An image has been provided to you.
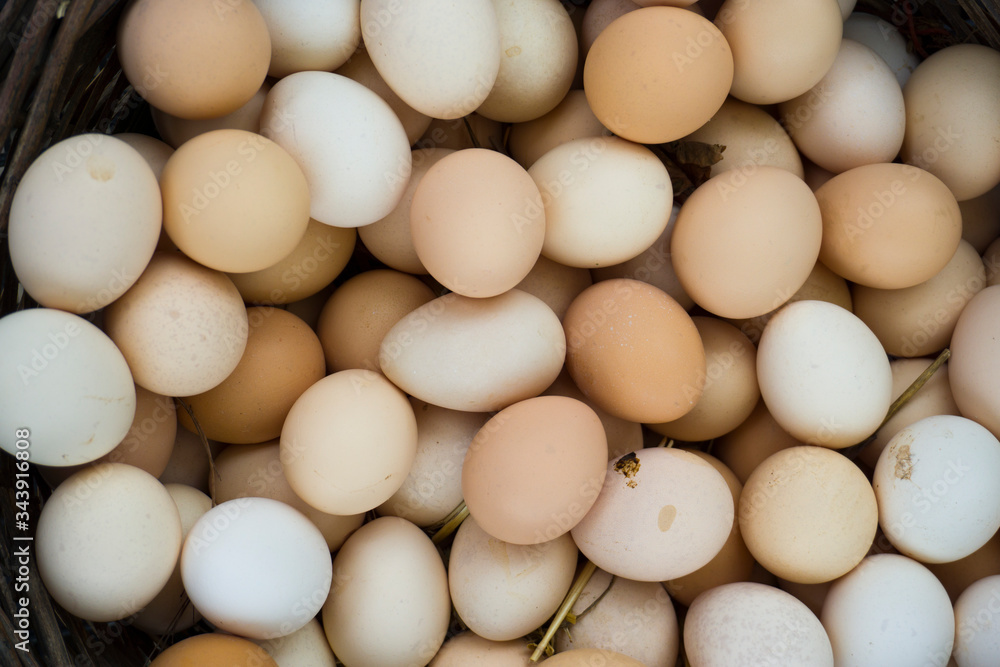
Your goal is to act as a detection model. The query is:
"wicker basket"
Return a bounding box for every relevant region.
[2,1,999,665]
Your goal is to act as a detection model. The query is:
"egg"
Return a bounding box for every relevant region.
[8,134,161,313]
[542,648,646,666]
[507,90,611,170]
[584,7,733,143]
[740,446,877,584]
[580,0,640,58]
[417,114,506,152]
[254,0,361,77]
[928,532,1000,604]
[842,12,921,88]
[323,517,451,666]
[280,369,417,515]
[430,631,532,666]
[954,574,1000,665]
[36,463,183,621]
[948,285,1000,439]
[149,633,277,667]
[0,308,135,466]
[671,166,823,320]
[253,618,337,667]
[157,425,222,494]
[571,447,733,582]
[151,81,271,149]
[713,398,805,484]
[448,515,577,641]
[113,132,174,180]
[821,554,955,666]
[181,497,332,639]
[514,255,594,321]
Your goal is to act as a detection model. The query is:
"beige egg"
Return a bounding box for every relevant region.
[802,157,838,192]
[324,517,450,665]
[647,317,759,442]
[411,149,545,297]
[476,0,577,123]
[715,0,843,105]
[416,114,506,152]
[360,0,501,119]
[317,270,436,374]
[253,618,336,667]
[430,631,532,666]
[684,582,834,666]
[571,447,734,581]
[852,240,986,358]
[555,573,679,666]
[157,425,224,495]
[104,252,249,397]
[740,446,877,584]
[151,82,271,149]
[842,12,920,88]
[713,398,805,485]
[260,71,411,228]
[36,463,183,621]
[9,134,161,314]
[780,39,905,174]
[901,44,1000,201]
[507,90,611,170]
[378,400,490,526]
[380,289,565,412]
[281,370,417,515]
[117,0,270,119]
[254,0,360,77]
[448,515,577,641]
[336,45,432,145]
[663,450,755,606]
[945,285,1000,439]
[513,255,593,321]
[132,483,211,635]
[777,578,835,619]
[685,96,804,179]
[543,649,646,666]
[580,0,640,57]
[114,132,174,180]
[953,574,1000,666]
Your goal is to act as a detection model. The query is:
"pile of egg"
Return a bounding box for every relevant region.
[2,0,1000,664]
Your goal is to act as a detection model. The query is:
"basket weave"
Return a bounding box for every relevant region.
[1,1,999,665]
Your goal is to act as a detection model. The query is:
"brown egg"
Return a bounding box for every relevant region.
[816,163,963,289]
[463,396,608,545]
[852,240,986,357]
[777,577,834,619]
[926,530,1000,602]
[283,284,335,332]
[151,81,271,149]
[959,184,1000,253]
[564,279,705,424]
[358,148,454,275]
[713,399,805,484]
[431,631,532,666]
[227,219,356,306]
[647,317,759,442]
[317,270,436,374]
[584,7,733,143]
[581,0,640,57]
[513,255,593,321]
[157,424,225,494]
[542,370,643,461]
[671,166,823,319]
[411,149,545,297]
[949,285,1000,438]
[986,237,1000,287]
[663,450,755,606]
[212,441,364,551]
[507,89,611,170]
[117,0,271,120]
[177,308,324,444]
[544,649,646,667]
[149,633,277,667]
[740,446,877,584]
[685,96,804,179]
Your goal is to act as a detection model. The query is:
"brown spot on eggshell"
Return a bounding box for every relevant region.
[894,443,914,480]
[658,505,677,531]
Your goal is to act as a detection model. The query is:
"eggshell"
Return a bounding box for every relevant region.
[671,166,823,320]
[8,134,161,313]
[821,554,955,666]
[323,517,450,666]
[571,447,734,581]
[555,573,679,666]
[378,399,490,527]
[0,308,135,466]
[852,240,986,357]
[113,132,174,180]
[584,7,733,143]
[901,44,1000,201]
[211,442,365,551]
[779,39,905,174]
[132,483,211,635]
[280,370,417,515]
[380,289,565,412]
[713,398,804,484]
[360,0,501,119]
[874,415,1000,564]
[411,148,545,297]
[954,574,1000,666]
[448,515,577,641]
[542,648,646,666]
[927,530,1000,605]
[684,582,834,666]
[476,0,578,123]
[151,82,271,149]
[685,96,804,179]
[253,618,337,667]
[647,317,759,442]
[580,0,640,57]
[260,71,411,228]
[149,634,277,667]
[507,90,610,170]
[431,631,532,666]
[740,446,877,584]
[530,136,673,268]
[117,0,271,119]
[36,463,183,621]
[949,285,1000,439]
[564,279,705,424]
[514,255,593,321]
[842,12,920,88]
[254,0,360,77]
[715,0,843,105]
[182,497,332,639]
[757,300,891,448]
[103,252,249,397]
